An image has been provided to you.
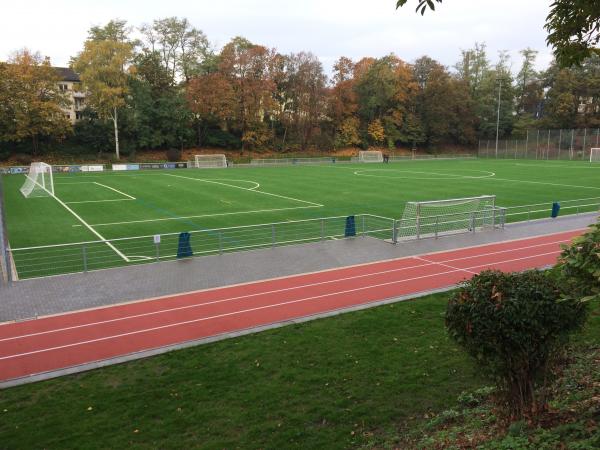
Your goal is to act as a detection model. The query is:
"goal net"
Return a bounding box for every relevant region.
[397,195,499,239]
[20,162,54,198]
[590,148,600,163]
[192,154,227,168]
[358,150,384,163]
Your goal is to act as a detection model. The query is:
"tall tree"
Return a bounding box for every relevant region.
[88,19,133,43]
[281,52,327,149]
[140,17,211,83]
[186,73,236,146]
[355,54,423,147]
[330,57,360,148]
[73,39,133,159]
[129,51,192,149]
[0,49,71,154]
[218,37,276,150]
[414,57,476,145]
[515,48,541,116]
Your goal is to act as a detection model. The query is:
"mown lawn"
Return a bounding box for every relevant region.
[0,294,597,449]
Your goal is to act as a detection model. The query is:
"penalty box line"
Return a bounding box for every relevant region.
[163,173,324,207]
[63,182,136,205]
[34,184,130,263]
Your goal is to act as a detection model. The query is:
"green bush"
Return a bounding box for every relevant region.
[446,270,588,418]
[556,220,600,303]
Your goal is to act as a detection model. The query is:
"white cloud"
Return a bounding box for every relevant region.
[0,0,553,75]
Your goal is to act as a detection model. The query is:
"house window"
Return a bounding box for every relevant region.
[75,111,83,120]
[58,83,69,91]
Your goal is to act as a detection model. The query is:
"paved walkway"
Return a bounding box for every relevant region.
[0,213,597,323]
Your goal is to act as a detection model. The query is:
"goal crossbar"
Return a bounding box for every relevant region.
[192,154,227,168]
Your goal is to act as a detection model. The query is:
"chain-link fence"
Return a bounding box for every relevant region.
[478,128,600,160]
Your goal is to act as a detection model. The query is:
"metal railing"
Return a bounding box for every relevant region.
[8,214,395,280]
[5,197,599,281]
[501,197,600,222]
[249,157,340,166]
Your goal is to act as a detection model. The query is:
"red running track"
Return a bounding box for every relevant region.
[0,229,583,385]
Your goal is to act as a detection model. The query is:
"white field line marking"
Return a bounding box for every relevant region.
[163,173,323,207]
[0,249,563,361]
[0,238,569,343]
[54,182,97,185]
[62,181,136,204]
[413,256,477,275]
[515,163,600,169]
[353,169,495,180]
[93,182,136,199]
[24,177,130,262]
[49,194,130,263]
[72,205,321,228]
[489,177,600,191]
[203,178,261,191]
[66,199,135,205]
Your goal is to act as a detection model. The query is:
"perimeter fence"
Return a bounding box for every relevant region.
[8,214,394,280]
[479,128,600,160]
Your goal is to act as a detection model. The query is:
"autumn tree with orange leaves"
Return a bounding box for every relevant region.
[0,50,71,154]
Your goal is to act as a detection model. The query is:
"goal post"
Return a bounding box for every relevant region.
[397,195,502,240]
[590,148,600,162]
[20,162,54,198]
[358,150,384,163]
[192,154,227,169]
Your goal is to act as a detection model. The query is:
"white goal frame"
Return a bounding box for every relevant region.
[397,195,502,240]
[590,148,600,162]
[358,150,384,163]
[20,162,54,198]
[192,154,227,169]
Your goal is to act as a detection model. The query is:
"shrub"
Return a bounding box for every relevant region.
[166,148,182,162]
[446,270,588,418]
[555,220,600,303]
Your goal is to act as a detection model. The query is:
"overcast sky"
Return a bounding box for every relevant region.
[1,0,553,77]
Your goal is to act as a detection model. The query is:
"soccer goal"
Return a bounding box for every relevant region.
[192,154,227,168]
[20,162,54,198]
[358,150,384,163]
[396,195,502,240]
[590,148,600,162]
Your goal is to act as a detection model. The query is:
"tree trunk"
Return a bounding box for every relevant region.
[113,107,120,160]
[31,135,39,156]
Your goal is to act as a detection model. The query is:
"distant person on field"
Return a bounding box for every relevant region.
[383,154,390,164]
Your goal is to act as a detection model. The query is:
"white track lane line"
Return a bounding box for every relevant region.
[163,173,324,207]
[0,248,564,361]
[413,256,478,275]
[0,238,569,344]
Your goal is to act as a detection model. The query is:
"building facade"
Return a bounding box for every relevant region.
[54,67,85,124]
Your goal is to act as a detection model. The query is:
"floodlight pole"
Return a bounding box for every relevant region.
[495,78,502,158]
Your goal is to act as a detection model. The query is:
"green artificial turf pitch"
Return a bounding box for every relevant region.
[3,159,600,278]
